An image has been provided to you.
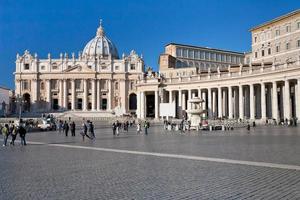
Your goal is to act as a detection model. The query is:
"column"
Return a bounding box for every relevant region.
[63,79,67,109]
[212,89,216,118]
[136,91,141,118]
[178,90,182,107]
[91,79,96,111]
[83,79,88,111]
[182,92,186,110]
[198,88,201,98]
[140,91,145,119]
[46,79,51,111]
[208,88,212,119]
[297,79,300,121]
[107,80,112,110]
[222,89,226,117]
[250,84,255,120]
[239,85,244,119]
[228,86,233,119]
[71,79,76,110]
[284,80,291,120]
[59,80,63,109]
[97,79,101,110]
[261,82,266,120]
[155,90,159,119]
[169,90,173,103]
[218,87,222,118]
[188,89,192,110]
[202,90,206,118]
[31,79,38,104]
[272,81,278,121]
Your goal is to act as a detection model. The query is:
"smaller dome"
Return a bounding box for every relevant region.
[83,20,119,59]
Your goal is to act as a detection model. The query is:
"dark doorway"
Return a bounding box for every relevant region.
[102,99,107,110]
[77,98,82,110]
[146,94,155,118]
[52,99,59,110]
[68,102,72,110]
[88,103,92,110]
[22,93,31,112]
[129,93,137,110]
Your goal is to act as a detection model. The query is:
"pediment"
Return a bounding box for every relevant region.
[63,65,95,73]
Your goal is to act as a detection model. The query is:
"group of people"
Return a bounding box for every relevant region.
[112,120,150,135]
[57,120,95,141]
[1,122,27,146]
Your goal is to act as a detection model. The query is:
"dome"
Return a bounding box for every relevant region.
[82,20,119,59]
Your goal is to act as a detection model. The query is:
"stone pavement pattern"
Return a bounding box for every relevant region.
[0,126,300,199]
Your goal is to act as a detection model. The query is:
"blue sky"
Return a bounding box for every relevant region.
[0,0,300,89]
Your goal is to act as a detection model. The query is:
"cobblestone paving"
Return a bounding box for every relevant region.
[0,126,300,199]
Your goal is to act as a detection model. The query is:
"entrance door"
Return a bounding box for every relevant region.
[52,99,59,110]
[102,99,107,110]
[77,98,82,110]
[146,94,155,118]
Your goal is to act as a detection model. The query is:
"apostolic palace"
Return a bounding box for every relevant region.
[14,9,300,123]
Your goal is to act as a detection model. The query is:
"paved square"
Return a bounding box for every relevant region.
[1,126,300,199]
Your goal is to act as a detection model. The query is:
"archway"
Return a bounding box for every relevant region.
[22,93,31,112]
[129,93,137,110]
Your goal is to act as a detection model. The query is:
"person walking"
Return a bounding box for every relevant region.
[89,121,95,139]
[137,122,141,134]
[116,120,120,136]
[19,125,27,146]
[70,121,76,136]
[112,122,116,136]
[58,120,63,133]
[10,125,17,146]
[144,121,148,135]
[2,124,9,146]
[63,121,69,136]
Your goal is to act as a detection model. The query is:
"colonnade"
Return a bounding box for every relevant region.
[166,78,300,122]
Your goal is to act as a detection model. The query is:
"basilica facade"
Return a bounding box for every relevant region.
[15,22,144,116]
[15,9,300,123]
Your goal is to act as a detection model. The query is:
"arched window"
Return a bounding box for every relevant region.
[115,82,119,90]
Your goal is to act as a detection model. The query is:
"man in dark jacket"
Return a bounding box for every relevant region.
[19,125,27,146]
[70,121,76,136]
[63,121,69,136]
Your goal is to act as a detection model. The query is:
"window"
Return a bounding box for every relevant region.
[115,65,119,70]
[275,29,280,36]
[261,50,265,57]
[24,64,30,70]
[130,64,135,70]
[211,53,216,61]
[286,42,290,50]
[40,65,45,70]
[101,65,106,69]
[221,54,225,62]
[188,50,194,59]
[205,52,210,60]
[52,64,58,70]
[232,56,236,63]
[22,80,29,90]
[276,45,280,53]
[183,49,188,58]
[176,48,182,57]
[194,51,200,59]
[75,80,81,90]
[268,48,271,55]
[237,57,241,64]
[88,65,92,69]
[40,82,45,90]
[200,51,205,59]
[297,40,300,47]
[226,55,231,63]
[255,52,258,58]
[286,25,291,33]
[254,37,257,43]
[51,80,58,90]
[115,82,119,90]
[216,54,221,61]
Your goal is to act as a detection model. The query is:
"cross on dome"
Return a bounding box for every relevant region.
[96,19,105,37]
